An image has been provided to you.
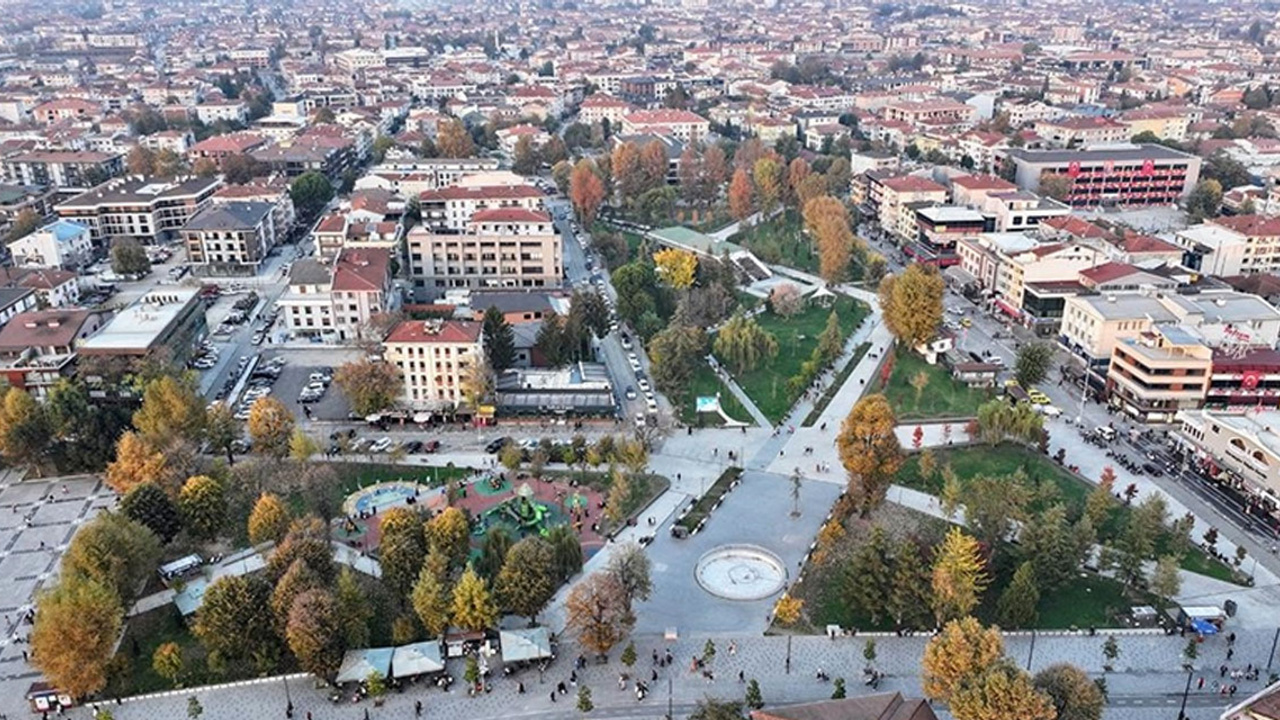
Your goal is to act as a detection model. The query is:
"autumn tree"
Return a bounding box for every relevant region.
[334,567,372,648]
[1035,663,1104,720]
[120,481,182,544]
[31,576,124,698]
[247,396,295,459]
[193,574,278,673]
[334,360,401,416]
[0,387,50,471]
[639,140,669,193]
[653,248,697,290]
[1038,173,1074,202]
[879,264,945,347]
[379,507,427,598]
[248,492,290,545]
[133,374,206,445]
[612,141,643,203]
[569,160,606,226]
[63,512,161,606]
[286,589,345,681]
[803,195,856,283]
[512,135,539,176]
[426,506,471,572]
[931,528,989,624]
[786,157,811,208]
[269,516,335,583]
[437,119,476,158]
[648,323,706,400]
[753,157,783,212]
[921,616,1004,702]
[6,207,40,242]
[728,168,754,221]
[153,642,184,687]
[836,394,904,515]
[565,572,631,657]
[271,558,323,634]
[703,144,729,201]
[496,536,557,620]
[412,565,451,638]
[950,661,1056,720]
[605,542,652,620]
[178,475,227,540]
[713,313,779,374]
[450,566,499,632]
[105,431,167,494]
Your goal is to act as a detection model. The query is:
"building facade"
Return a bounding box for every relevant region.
[182,201,279,276]
[383,319,484,411]
[406,208,562,297]
[56,176,222,247]
[1005,144,1202,208]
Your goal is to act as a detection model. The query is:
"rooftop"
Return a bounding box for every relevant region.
[385,319,482,345]
[1006,143,1198,165]
[60,176,222,208]
[183,201,274,231]
[0,309,95,350]
[79,288,201,352]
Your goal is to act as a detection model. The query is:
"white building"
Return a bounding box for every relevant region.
[8,219,93,270]
[383,319,484,410]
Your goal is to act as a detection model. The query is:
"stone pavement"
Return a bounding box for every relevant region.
[90,630,1260,720]
[0,472,114,715]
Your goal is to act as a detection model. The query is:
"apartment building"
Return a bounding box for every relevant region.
[57,176,223,247]
[1107,325,1213,423]
[182,201,279,276]
[1005,144,1202,208]
[280,247,398,342]
[0,309,107,401]
[187,133,270,168]
[406,208,562,297]
[383,319,484,411]
[355,158,503,196]
[1174,215,1280,276]
[1034,116,1129,148]
[620,109,710,143]
[579,94,635,125]
[8,219,93,270]
[869,174,948,240]
[418,184,545,232]
[3,151,124,193]
[1177,408,1280,501]
[882,99,977,128]
[1060,290,1280,386]
[78,288,207,365]
[910,206,989,267]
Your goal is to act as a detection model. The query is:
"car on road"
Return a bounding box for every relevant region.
[485,437,511,454]
[251,332,265,345]
[1141,462,1163,477]
[370,437,393,453]
[423,440,440,453]
[625,386,637,400]
[1027,390,1050,404]
[403,440,423,454]
[635,413,646,429]
[960,317,972,328]
[1034,404,1062,417]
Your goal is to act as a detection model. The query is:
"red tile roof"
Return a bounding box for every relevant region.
[624,109,708,125]
[1079,262,1139,285]
[1118,233,1180,254]
[880,175,947,193]
[1211,214,1280,237]
[471,208,551,223]
[952,174,1016,191]
[421,185,543,201]
[1041,215,1111,239]
[316,214,348,233]
[332,248,390,292]
[385,319,482,345]
[0,309,94,350]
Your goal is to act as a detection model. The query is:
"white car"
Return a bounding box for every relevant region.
[635,413,646,429]
[370,437,393,453]
[637,378,651,392]
[646,398,658,413]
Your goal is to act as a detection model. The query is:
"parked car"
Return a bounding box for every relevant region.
[485,437,511,454]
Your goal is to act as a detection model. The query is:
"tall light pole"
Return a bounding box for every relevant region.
[283,675,293,718]
[1176,666,1193,720]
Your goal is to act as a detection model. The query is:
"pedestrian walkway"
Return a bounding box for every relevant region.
[706,207,783,242]
[712,364,771,428]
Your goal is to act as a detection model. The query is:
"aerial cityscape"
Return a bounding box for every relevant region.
[2,0,1280,719]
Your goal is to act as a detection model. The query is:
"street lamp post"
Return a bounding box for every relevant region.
[1267,627,1280,674]
[1176,666,1193,720]
[283,675,293,718]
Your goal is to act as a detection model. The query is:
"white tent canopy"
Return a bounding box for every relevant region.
[335,647,393,685]
[500,627,553,664]
[391,642,445,678]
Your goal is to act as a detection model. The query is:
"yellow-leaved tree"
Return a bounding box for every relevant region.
[878,263,944,347]
[450,566,498,632]
[921,616,1004,703]
[931,528,990,624]
[652,248,698,290]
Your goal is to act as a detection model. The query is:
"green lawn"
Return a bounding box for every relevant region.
[722,296,870,423]
[803,342,871,426]
[897,444,1243,583]
[676,363,752,427]
[283,463,477,521]
[875,347,992,420]
[730,210,820,275]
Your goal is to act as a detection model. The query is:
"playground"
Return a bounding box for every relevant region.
[336,471,608,559]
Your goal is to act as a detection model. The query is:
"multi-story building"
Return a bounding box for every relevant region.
[405,208,562,297]
[1034,116,1129,148]
[882,99,977,128]
[418,184,545,232]
[250,133,359,179]
[1174,215,1280,277]
[77,288,207,365]
[910,206,990,267]
[383,319,484,411]
[868,174,948,240]
[57,176,222,247]
[1107,325,1213,423]
[280,247,399,342]
[355,158,503,196]
[187,133,269,168]
[0,309,107,401]
[1005,144,1202,208]
[8,219,93,270]
[1176,408,1280,508]
[579,94,635,125]
[620,109,710,144]
[3,151,124,193]
[182,201,279,276]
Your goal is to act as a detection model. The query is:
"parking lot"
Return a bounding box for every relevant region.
[269,358,351,421]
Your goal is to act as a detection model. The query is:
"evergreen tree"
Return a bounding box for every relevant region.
[846,526,893,624]
[996,562,1040,629]
[482,306,516,372]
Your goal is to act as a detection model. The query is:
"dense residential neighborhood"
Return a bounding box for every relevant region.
[4,1,1280,719]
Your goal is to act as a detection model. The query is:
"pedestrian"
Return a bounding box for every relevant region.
[363,709,370,720]
[558,681,567,695]
[306,713,312,720]
[518,681,525,694]
[652,649,659,665]
[550,691,557,703]
[738,670,745,683]
[415,700,422,716]
[651,668,658,682]
[1198,677,1205,690]
[1221,665,1229,678]
[1228,648,1235,661]
[728,641,736,656]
